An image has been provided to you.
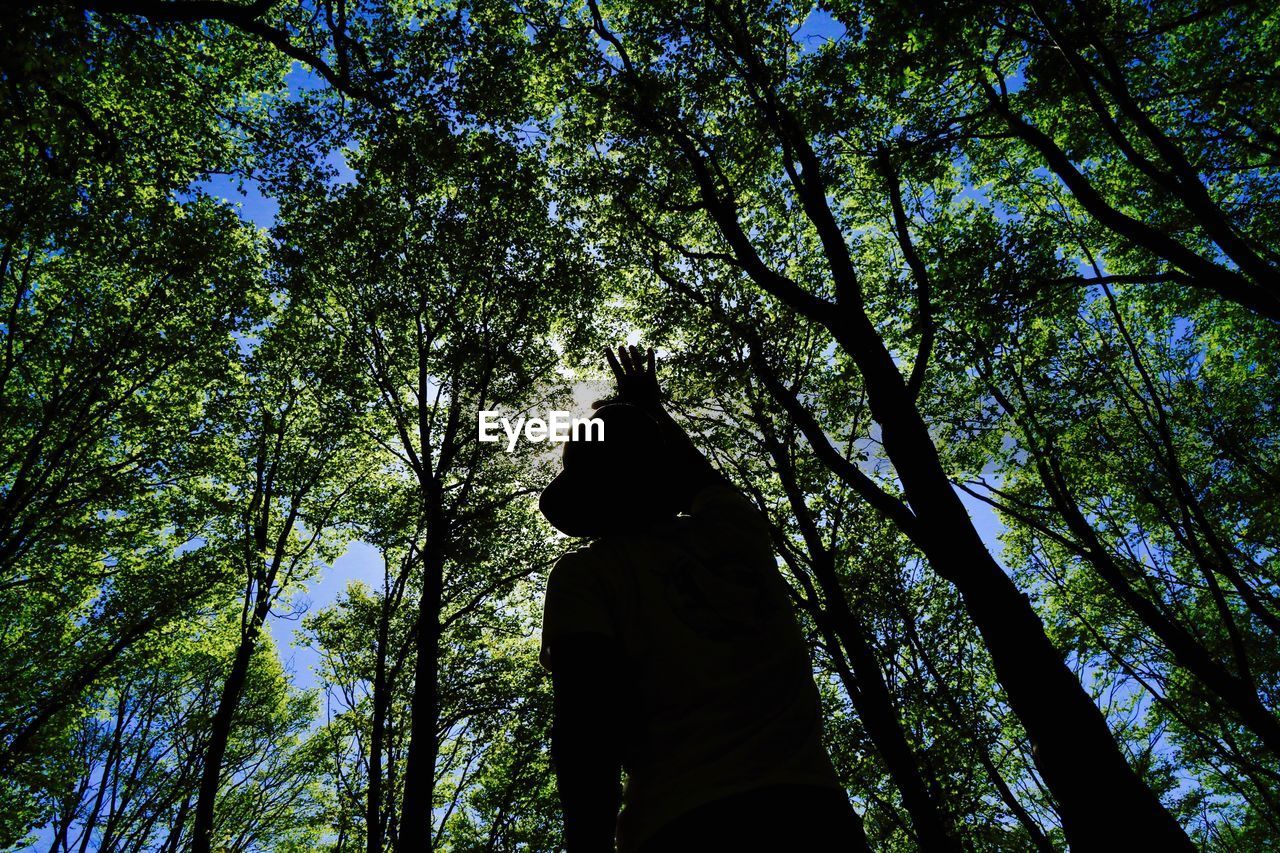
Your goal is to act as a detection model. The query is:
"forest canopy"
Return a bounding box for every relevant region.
[1,0,1278,849]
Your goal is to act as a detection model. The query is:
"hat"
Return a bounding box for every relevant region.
[538,404,673,537]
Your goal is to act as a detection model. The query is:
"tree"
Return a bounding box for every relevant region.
[189,293,374,853]
[45,620,326,852]
[274,109,594,848]
[529,0,1197,844]
[0,6,284,839]
[5,0,1279,847]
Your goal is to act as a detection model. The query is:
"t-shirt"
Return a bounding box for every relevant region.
[539,484,843,852]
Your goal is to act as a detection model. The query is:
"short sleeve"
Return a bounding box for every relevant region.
[539,550,615,672]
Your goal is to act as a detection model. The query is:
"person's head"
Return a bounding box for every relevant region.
[539,404,678,537]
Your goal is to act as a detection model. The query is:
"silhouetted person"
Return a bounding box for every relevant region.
[539,346,868,852]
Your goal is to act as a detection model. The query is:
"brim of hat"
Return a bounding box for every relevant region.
[539,467,610,538]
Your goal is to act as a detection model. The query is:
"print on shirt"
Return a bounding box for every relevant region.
[650,540,781,641]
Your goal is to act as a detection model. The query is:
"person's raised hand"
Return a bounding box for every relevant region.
[594,344,662,411]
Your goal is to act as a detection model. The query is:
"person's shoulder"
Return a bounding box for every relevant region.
[547,543,612,585]
[689,481,755,512]
[686,482,773,547]
[555,540,615,567]
[689,482,768,526]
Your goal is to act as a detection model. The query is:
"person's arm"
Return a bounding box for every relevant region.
[598,345,729,512]
[541,555,624,851]
[548,633,624,852]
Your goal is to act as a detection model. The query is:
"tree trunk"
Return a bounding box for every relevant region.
[760,422,961,850]
[367,597,393,853]
[846,336,1190,850]
[190,612,261,853]
[398,541,444,851]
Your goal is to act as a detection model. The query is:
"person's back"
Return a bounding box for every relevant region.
[538,346,866,852]
[544,484,844,850]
